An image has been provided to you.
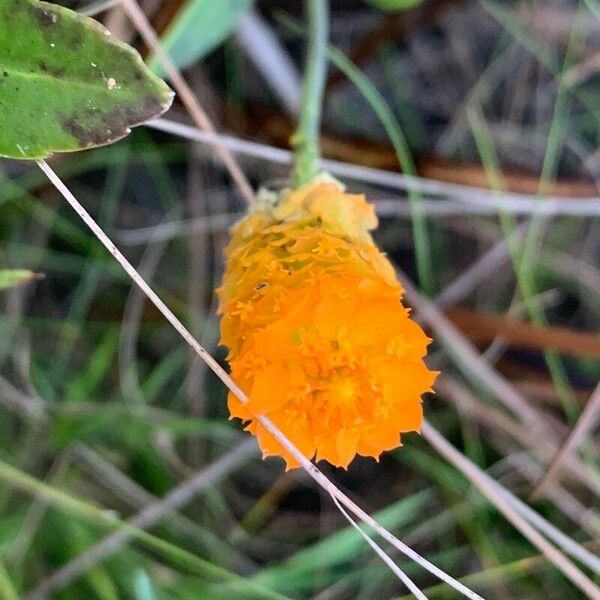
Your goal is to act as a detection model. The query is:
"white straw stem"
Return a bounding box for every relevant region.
[531,382,600,501]
[330,494,429,600]
[79,0,120,17]
[147,117,600,215]
[119,0,255,206]
[36,159,483,600]
[421,422,600,598]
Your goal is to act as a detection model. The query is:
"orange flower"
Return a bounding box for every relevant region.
[218,180,437,469]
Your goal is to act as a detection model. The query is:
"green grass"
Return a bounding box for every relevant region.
[0,1,599,598]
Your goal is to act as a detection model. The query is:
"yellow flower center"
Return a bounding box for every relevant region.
[329,376,358,406]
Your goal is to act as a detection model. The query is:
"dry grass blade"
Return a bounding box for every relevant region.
[401,272,548,432]
[435,375,559,461]
[545,252,600,301]
[8,454,72,566]
[78,0,120,17]
[436,376,600,539]
[401,273,600,498]
[118,212,173,405]
[236,9,301,116]
[25,439,258,599]
[531,382,600,501]
[445,308,600,358]
[36,160,484,600]
[505,453,600,539]
[329,495,428,600]
[119,0,256,205]
[421,422,600,599]
[147,118,600,214]
[0,374,46,421]
[72,443,257,572]
[257,110,600,197]
[116,211,239,245]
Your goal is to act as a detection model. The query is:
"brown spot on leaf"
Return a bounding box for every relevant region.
[30,4,59,27]
[66,23,82,48]
[39,61,65,78]
[59,96,168,149]
[60,113,113,147]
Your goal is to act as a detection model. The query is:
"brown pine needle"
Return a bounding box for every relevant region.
[531,382,600,501]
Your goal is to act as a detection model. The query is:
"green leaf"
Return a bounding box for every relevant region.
[0,561,19,600]
[0,0,174,159]
[0,269,40,290]
[134,571,158,600]
[149,0,254,75]
[63,328,120,404]
[363,0,422,10]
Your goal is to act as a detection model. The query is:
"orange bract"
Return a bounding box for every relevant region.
[218,180,437,469]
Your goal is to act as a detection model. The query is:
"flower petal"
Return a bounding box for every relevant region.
[248,363,291,415]
[219,181,436,469]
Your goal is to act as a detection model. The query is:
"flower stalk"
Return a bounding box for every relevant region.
[291,0,329,188]
[218,0,436,471]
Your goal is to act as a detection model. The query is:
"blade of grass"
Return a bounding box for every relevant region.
[133,570,157,600]
[399,272,600,497]
[516,8,584,420]
[0,561,19,600]
[79,0,119,17]
[254,490,432,589]
[25,438,263,598]
[435,375,600,538]
[394,541,600,600]
[325,42,433,295]
[402,445,509,579]
[0,454,286,600]
[60,515,120,600]
[583,0,600,21]
[467,107,578,420]
[64,328,120,403]
[532,382,600,500]
[54,148,130,376]
[72,443,255,572]
[236,9,301,116]
[478,0,599,122]
[421,422,600,598]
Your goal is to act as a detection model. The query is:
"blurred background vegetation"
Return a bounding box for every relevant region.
[1,0,599,598]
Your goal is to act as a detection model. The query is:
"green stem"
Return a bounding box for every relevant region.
[468,107,578,423]
[281,12,434,294]
[291,0,329,188]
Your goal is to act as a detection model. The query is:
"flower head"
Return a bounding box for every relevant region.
[218,180,436,469]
